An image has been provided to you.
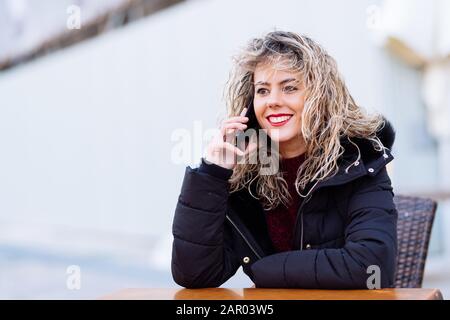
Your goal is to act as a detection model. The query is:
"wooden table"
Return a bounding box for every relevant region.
[101,288,443,300]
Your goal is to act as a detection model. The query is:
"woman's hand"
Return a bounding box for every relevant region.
[204,108,250,170]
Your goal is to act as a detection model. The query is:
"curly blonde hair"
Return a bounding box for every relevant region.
[223,30,385,211]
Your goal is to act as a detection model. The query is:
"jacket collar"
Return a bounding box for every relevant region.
[309,118,396,190]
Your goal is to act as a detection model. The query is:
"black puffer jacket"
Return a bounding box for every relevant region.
[171,120,398,289]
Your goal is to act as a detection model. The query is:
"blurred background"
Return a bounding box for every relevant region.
[0,0,449,299]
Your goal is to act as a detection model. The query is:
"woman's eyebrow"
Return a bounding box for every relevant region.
[254,78,298,86]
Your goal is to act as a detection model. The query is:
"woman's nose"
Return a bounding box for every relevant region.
[266,89,283,108]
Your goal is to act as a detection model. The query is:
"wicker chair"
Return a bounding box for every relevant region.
[394,195,438,288]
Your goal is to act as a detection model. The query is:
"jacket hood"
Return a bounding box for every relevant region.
[340,118,396,165]
[376,118,396,150]
[284,117,397,192]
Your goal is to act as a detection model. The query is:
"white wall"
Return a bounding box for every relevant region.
[0,0,390,237]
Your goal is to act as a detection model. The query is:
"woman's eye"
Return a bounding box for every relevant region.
[256,88,268,95]
[284,86,297,92]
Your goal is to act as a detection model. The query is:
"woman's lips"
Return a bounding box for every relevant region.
[267,115,293,127]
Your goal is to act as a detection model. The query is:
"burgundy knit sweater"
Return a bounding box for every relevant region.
[265,153,306,252]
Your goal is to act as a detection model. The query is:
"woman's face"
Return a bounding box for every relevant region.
[253,63,307,157]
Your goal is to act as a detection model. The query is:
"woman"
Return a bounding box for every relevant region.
[171,31,398,289]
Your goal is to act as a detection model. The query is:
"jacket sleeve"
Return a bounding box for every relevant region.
[171,159,241,288]
[250,166,398,289]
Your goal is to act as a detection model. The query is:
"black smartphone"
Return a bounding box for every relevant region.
[236,102,260,151]
[244,102,260,131]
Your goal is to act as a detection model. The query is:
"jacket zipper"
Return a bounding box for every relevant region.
[300,207,304,250]
[226,214,262,260]
[293,193,312,251]
[293,167,363,250]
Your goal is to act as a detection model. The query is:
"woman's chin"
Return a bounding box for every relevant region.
[266,131,294,143]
